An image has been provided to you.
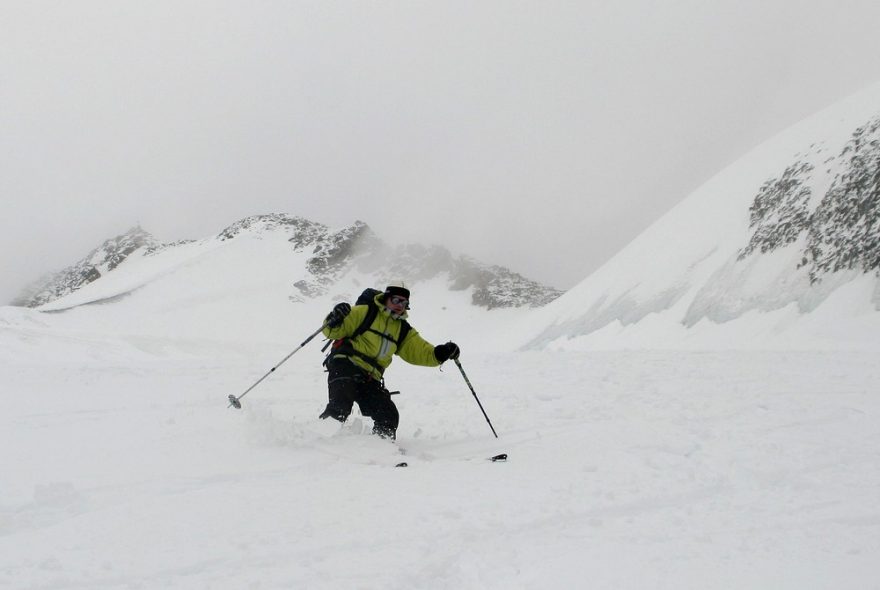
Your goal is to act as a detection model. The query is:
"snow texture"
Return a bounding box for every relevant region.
[1,311,878,589]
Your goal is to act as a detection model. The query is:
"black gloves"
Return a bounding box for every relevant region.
[326,302,351,328]
[434,341,461,363]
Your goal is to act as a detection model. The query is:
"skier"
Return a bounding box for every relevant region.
[319,283,460,440]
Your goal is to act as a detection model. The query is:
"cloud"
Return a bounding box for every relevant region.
[2,0,880,303]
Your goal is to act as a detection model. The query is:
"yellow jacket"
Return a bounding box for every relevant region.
[323,294,440,380]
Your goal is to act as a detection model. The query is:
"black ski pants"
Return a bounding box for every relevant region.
[323,356,399,438]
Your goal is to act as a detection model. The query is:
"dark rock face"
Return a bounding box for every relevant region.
[805,118,880,281]
[740,161,814,257]
[306,221,381,279]
[739,115,880,283]
[451,258,561,309]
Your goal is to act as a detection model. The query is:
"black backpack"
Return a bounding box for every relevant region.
[322,287,412,372]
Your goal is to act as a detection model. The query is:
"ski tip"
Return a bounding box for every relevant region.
[489,453,508,462]
[395,462,408,468]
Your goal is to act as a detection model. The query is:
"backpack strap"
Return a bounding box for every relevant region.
[328,340,386,376]
[320,300,379,354]
[396,320,412,348]
[351,299,410,347]
[363,318,410,347]
[323,304,413,372]
[322,301,382,372]
[351,302,380,340]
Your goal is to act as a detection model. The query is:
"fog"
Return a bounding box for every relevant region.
[3,1,880,304]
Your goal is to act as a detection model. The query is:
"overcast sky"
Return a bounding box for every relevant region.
[3,1,880,304]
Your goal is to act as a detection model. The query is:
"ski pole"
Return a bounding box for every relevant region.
[228,323,326,409]
[453,358,498,438]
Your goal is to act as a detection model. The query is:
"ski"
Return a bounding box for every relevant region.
[393,453,507,467]
[310,429,507,467]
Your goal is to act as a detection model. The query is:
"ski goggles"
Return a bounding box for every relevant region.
[389,296,409,307]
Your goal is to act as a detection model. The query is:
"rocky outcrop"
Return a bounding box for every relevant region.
[12,227,157,308]
[739,114,880,283]
[15,214,562,310]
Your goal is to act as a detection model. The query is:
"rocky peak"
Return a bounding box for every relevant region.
[306,221,382,276]
[13,217,563,310]
[12,226,157,308]
[217,213,327,244]
[739,113,880,283]
[456,259,562,309]
[350,244,562,309]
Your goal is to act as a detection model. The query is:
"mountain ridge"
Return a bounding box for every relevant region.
[521,82,880,350]
[12,214,562,312]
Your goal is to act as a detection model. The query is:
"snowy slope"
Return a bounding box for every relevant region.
[13,219,550,353]
[1,315,878,588]
[19,215,561,315]
[523,82,880,351]
[3,85,880,590]
[2,215,878,589]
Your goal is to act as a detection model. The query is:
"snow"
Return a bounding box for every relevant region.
[522,81,880,351]
[2,300,880,588]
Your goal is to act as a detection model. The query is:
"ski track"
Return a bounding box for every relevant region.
[2,346,879,589]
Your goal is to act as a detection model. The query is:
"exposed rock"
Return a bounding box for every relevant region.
[12,227,156,308]
[13,215,561,310]
[739,114,880,283]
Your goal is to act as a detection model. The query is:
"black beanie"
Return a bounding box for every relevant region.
[384,284,410,300]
